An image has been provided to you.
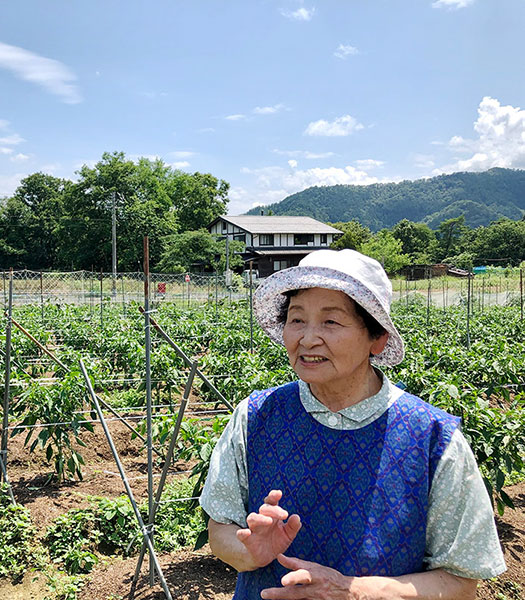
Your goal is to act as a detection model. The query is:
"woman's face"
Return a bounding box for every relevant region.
[282,287,388,392]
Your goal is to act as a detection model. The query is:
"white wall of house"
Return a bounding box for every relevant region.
[210,218,336,248]
[210,221,252,245]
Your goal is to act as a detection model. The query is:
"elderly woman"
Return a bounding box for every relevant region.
[200,250,505,599]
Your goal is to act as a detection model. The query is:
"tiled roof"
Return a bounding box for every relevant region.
[218,215,342,234]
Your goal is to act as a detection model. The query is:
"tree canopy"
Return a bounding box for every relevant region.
[0,151,230,271]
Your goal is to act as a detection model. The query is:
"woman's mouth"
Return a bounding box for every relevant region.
[300,355,328,364]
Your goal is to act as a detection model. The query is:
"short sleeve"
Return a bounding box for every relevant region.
[425,428,506,579]
[199,398,249,527]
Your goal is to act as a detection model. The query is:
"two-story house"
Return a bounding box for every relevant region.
[207,215,342,277]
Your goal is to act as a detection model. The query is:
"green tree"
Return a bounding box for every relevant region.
[157,230,219,272]
[468,218,525,266]
[330,220,371,251]
[169,172,229,231]
[360,230,411,274]
[0,173,71,269]
[435,216,469,260]
[156,230,244,273]
[391,219,438,263]
[57,152,180,270]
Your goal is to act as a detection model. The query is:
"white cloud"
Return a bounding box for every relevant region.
[280,7,315,21]
[436,96,525,174]
[169,151,195,159]
[432,0,475,9]
[233,163,384,212]
[334,44,359,59]
[225,114,246,121]
[354,159,385,169]
[253,104,285,115]
[0,119,9,129]
[197,127,215,133]
[304,114,364,137]
[171,161,191,169]
[412,154,435,169]
[0,173,27,197]
[0,133,25,145]
[0,147,13,155]
[10,153,30,162]
[288,159,298,168]
[273,149,336,159]
[0,41,82,104]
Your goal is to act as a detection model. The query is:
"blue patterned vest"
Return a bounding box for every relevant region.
[233,381,460,599]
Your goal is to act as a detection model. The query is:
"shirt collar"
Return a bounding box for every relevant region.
[298,370,403,425]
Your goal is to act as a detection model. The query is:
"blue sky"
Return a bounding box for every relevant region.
[1,0,525,215]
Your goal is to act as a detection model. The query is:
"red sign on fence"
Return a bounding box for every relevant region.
[185,274,190,283]
[157,282,166,294]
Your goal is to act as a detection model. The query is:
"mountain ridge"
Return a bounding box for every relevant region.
[245,168,525,230]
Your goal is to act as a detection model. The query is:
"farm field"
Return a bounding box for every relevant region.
[0,298,524,600]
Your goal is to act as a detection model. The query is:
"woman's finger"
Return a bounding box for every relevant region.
[236,528,251,543]
[281,567,312,586]
[261,587,309,599]
[246,513,274,530]
[259,503,289,520]
[264,489,283,505]
[282,514,302,539]
[277,553,309,570]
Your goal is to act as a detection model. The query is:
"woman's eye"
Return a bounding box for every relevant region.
[325,319,339,325]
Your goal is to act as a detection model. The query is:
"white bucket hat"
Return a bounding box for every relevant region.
[254,249,404,366]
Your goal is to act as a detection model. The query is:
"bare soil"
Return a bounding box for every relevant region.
[1,418,523,599]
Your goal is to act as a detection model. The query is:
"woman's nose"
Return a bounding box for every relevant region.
[300,324,322,346]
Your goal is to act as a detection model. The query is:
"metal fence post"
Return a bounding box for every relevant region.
[466,273,472,349]
[1,270,13,484]
[249,261,254,353]
[143,236,155,587]
[100,269,104,329]
[39,271,44,325]
[520,269,523,321]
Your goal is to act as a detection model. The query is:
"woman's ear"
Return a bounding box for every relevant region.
[370,331,389,357]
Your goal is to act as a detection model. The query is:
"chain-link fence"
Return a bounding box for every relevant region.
[0,270,251,309]
[391,269,524,312]
[0,268,523,314]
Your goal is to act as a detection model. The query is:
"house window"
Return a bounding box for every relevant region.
[294,234,314,246]
[320,234,328,245]
[222,222,228,234]
[260,234,274,246]
[233,234,246,243]
[274,260,292,271]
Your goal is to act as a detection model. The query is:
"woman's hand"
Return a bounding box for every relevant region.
[261,554,353,599]
[236,490,302,569]
[260,555,479,600]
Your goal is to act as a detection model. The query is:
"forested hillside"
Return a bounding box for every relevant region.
[247,168,525,230]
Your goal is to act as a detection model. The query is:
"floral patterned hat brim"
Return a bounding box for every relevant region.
[254,265,405,367]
